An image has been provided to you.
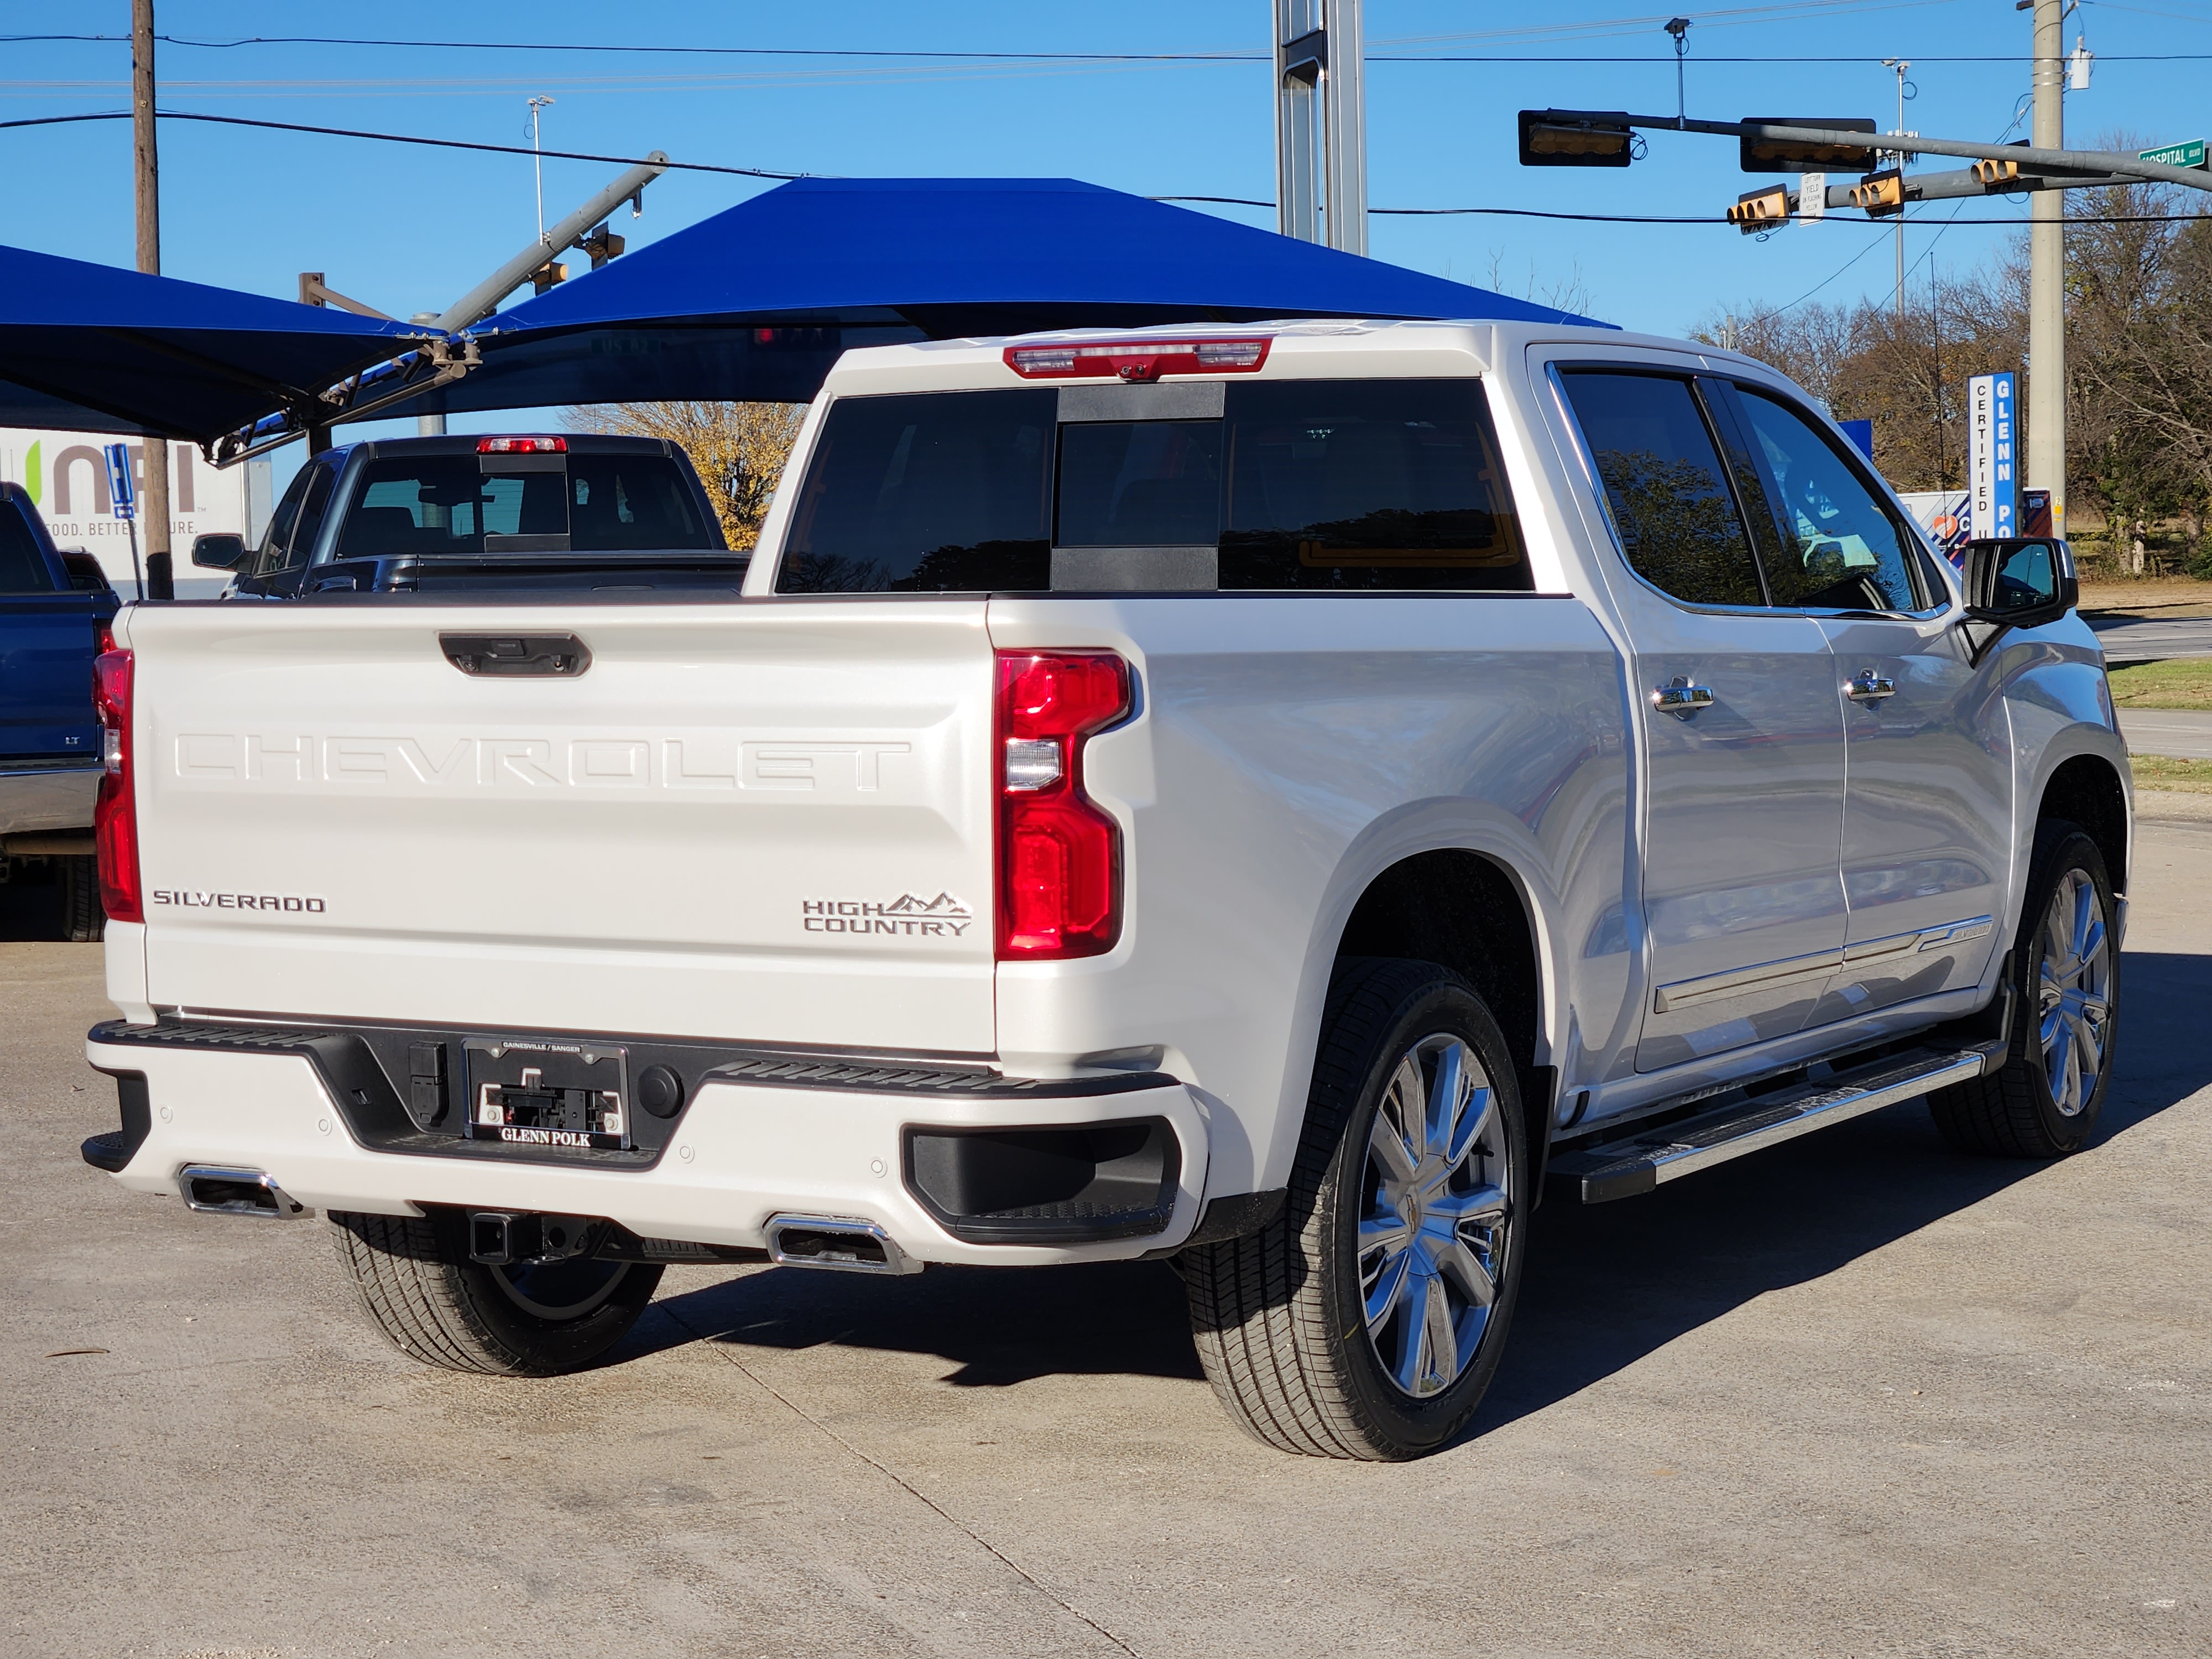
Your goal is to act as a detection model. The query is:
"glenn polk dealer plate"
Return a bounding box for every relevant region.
[461,1038,632,1151]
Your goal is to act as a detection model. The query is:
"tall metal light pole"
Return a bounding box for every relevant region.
[131,0,173,599]
[528,96,556,246]
[1273,0,1366,253]
[2029,0,2066,535]
[1881,58,1913,330]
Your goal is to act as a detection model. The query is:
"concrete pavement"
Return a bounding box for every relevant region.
[2121,708,2212,761]
[2088,612,2212,664]
[6,804,2210,1658]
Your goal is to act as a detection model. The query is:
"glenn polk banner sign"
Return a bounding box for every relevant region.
[1968,372,2017,542]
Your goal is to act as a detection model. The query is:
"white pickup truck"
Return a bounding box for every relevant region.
[80,320,2128,1460]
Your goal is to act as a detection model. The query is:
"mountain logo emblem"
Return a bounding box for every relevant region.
[880,892,973,917]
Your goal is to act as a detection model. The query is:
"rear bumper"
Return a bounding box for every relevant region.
[83,1027,1208,1267]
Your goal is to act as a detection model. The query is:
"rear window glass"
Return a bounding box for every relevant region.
[778,390,1055,592]
[1219,380,1527,589]
[0,501,55,593]
[335,452,716,558]
[776,378,1530,593]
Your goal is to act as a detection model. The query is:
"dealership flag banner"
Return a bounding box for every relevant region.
[1968,372,2017,541]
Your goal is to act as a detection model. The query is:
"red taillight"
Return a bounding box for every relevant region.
[1003,338,1272,383]
[92,647,140,924]
[995,651,1131,959]
[476,435,567,453]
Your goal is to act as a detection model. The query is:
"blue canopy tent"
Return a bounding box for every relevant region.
[0,243,426,444]
[377,177,1607,417]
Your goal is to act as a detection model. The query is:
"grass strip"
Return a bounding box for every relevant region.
[2106,659,2212,709]
[2129,755,2212,795]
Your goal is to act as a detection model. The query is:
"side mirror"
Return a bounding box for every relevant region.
[1961,536,2076,628]
[191,532,250,571]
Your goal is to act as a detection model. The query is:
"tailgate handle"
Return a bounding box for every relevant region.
[439,633,593,678]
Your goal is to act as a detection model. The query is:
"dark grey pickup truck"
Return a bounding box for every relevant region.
[190,433,740,598]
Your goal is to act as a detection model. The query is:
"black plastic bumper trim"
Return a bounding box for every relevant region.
[80,1071,151,1172]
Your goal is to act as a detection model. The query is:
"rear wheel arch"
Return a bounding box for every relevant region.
[2037,754,2128,893]
[1332,848,1550,1130]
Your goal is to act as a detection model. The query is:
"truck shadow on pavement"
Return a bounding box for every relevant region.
[640,947,2212,1433]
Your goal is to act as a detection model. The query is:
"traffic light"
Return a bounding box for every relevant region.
[1728,185,1791,233]
[1973,157,2021,186]
[529,259,569,295]
[582,223,627,269]
[1740,117,1877,173]
[1849,169,1905,217]
[1518,109,1637,167]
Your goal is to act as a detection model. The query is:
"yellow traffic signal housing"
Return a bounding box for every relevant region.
[1727,185,1792,234]
[1517,109,1637,168]
[582,225,627,268]
[529,259,569,295]
[1973,158,2022,186]
[1850,169,1905,217]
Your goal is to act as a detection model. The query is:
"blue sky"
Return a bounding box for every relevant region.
[9,0,2211,477]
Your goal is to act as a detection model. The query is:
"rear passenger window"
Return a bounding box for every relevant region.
[1558,371,1765,609]
[1730,389,1923,612]
[779,390,1055,592]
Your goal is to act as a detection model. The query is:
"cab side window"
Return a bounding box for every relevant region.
[1730,389,1923,612]
[253,466,315,576]
[1557,370,1766,608]
[284,464,338,572]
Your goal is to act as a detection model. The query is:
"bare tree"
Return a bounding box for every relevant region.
[562,401,809,550]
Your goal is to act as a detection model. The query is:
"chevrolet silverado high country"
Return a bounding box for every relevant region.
[80,320,2127,1460]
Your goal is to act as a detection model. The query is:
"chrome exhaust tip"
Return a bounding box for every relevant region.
[764,1213,920,1275]
[179,1165,311,1219]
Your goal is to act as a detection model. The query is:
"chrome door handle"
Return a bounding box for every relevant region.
[1845,669,1897,702]
[1650,680,1716,717]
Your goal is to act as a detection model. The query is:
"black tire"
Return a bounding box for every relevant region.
[1928,820,2118,1159]
[329,1209,662,1375]
[1181,957,1528,1460]
[59,855,105,943]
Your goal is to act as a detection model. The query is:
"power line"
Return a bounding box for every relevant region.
[0,108,807,179]
[8,109,2208,228]
[8,30,2212,65]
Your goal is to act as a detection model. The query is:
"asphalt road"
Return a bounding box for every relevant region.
[2122,709,2212,761]
[2087,612,2212,664]
[7,799,2210,1659]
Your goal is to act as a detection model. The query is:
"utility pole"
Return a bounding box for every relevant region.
[1272,0,1366,253]
[131,0,173,599]
[2028,0,2066,536]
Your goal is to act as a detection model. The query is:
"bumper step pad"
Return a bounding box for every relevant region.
[1548,1045,1992,1204]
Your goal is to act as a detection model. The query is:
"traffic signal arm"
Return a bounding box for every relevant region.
[1519,109,2212,193]
[1735,120,2212,192]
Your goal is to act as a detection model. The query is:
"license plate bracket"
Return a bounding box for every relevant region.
[462,1038,632,1151]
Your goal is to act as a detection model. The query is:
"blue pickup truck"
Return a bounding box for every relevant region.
[1,479,118,940]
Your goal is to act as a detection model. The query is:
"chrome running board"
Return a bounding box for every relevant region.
[1547,1045,1993,1204]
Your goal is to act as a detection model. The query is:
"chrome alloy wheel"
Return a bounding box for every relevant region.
[2037,868,2112,1118]
[1358,1033,1512,1399]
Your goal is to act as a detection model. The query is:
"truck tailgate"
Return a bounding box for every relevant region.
[123,600,997,1053]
